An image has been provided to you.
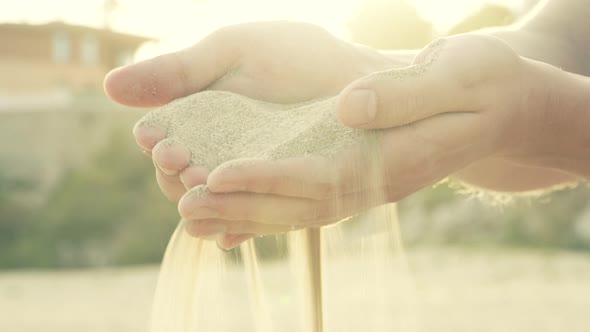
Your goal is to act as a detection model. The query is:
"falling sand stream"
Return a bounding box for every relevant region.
[143,49,444,331]
[140,91,420,332]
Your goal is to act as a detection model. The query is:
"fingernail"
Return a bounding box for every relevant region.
[343,89,377,125]
[133,124,166,149]
[189,207,220,220]
[134,124,166,138]
[155,142,191,176]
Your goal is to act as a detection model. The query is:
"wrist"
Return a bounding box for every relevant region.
[507,58,590,178]
[543,70,590,177]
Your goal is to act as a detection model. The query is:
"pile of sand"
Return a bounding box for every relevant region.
[138,91,378,174]
[141,50,442,330]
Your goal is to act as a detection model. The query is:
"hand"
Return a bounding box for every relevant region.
[105,22,582,249]
[104,21,398,248]
[186,33,582,248]
[337,30,582,193]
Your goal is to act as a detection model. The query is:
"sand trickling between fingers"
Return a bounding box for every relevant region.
[144,45,444,330]
[143,91,381,332]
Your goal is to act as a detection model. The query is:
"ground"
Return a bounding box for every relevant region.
[1,246,589,332]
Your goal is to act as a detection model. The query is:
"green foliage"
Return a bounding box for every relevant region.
[0,2,587,270]
[398,184,590,251]
[0,124,178,269]
[0,174,37,267]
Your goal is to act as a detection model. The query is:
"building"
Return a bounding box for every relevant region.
[0,21,153,110]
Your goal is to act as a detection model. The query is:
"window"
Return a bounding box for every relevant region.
[81,34,100,65]
[52,31,71,64]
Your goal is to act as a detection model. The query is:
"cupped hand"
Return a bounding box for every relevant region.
[104,21,566,249]
[182,33,567,248]
[103,21,399,248]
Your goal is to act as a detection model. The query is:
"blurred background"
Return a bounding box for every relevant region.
[1,0,590,331]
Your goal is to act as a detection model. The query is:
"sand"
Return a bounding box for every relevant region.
[141,91,386,332]
[138,91,374,168]
[6,247,590,332]
[138,39,446,170]
[142,41,445,331]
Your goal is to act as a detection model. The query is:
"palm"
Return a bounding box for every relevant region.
[103,21,399,204]
[205,22,393,103]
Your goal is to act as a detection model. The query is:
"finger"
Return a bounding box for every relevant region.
[152,138,191,176]
[104,27,240,107]
[178,185,388,226]
[180,166,210,190]
[207,153,375,200]
[336,38,479,129]
[185,219,295,237]
[155,167,187,202]
[207,158,338,200]
[132,121,167,152]
[379,111,490,198]
[178,189,315,224]
[183,220,255,250]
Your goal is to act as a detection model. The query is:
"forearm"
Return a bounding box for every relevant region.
[551,73,590,177]
[381,29,581,73]
[455,54,590,191]
[375,2,590,191]
[455,1,590,188]
[464,5,590,186]
[487,29,582,74]
[518,0,590,73]
[523,64,590,178]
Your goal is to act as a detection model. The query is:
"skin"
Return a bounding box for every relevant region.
[104,0,590,249]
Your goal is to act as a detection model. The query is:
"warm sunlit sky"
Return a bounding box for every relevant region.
[1,0,529,60]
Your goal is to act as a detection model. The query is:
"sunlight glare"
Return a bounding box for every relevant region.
[0,0,524,60]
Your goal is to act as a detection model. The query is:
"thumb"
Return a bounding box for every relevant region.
[336,38,476,129]
[104,28,239,107]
